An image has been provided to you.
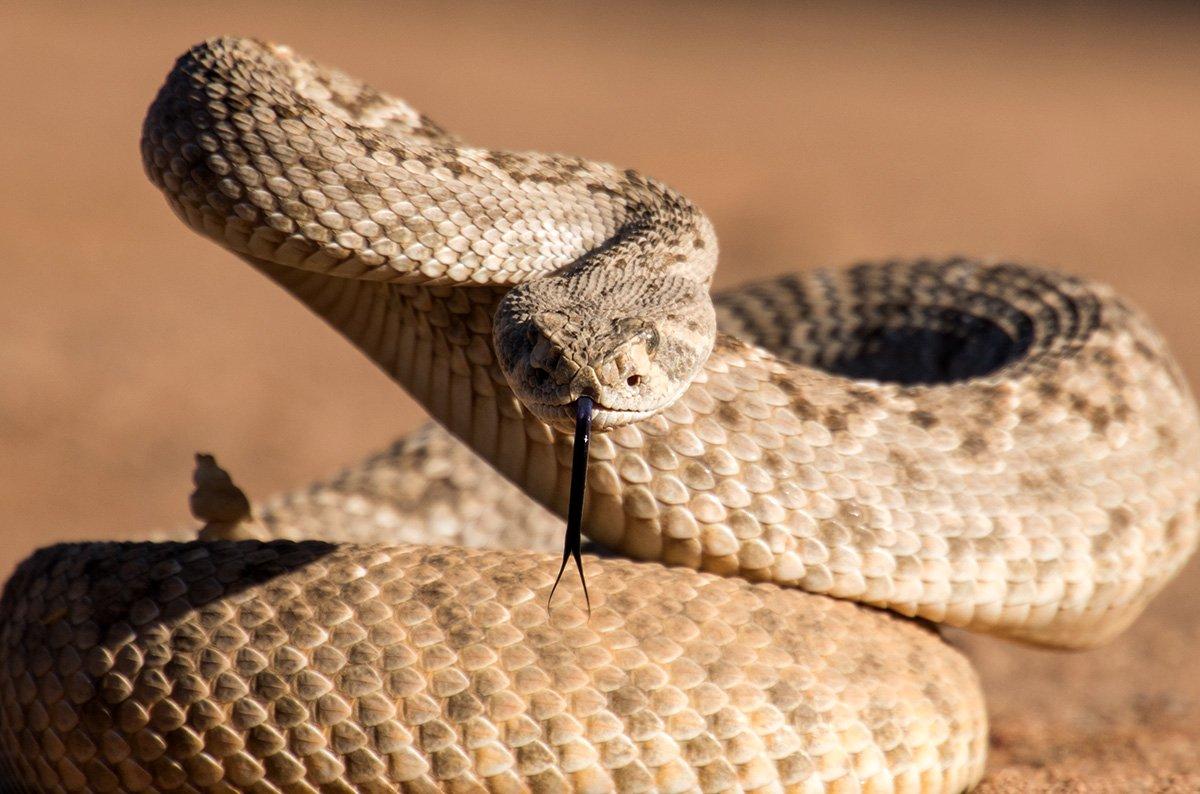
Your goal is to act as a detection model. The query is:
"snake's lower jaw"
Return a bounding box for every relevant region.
[526,377,697,432]
[523,400,658,432]
[590,406,657,431]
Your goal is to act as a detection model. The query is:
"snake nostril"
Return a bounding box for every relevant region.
[627,374,641,387]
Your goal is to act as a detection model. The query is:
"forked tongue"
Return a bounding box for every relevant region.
[548,394,593,614]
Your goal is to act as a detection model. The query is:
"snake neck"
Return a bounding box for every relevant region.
[248,256,574,504]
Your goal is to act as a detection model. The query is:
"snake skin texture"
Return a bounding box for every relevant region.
[253,425,563,553]
[0,542,982,794]
[1,36,1198,792]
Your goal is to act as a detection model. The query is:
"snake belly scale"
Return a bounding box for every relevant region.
[0,37,1197,793]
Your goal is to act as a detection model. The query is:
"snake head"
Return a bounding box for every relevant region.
[494,271,715,431]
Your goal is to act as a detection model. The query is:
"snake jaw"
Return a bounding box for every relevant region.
[522,400,658,432]
[522,366,700,432]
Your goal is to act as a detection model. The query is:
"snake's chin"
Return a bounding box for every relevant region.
[525,377,696,432]
[525,401,657,432]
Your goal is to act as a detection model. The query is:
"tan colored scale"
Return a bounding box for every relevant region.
[1,36,1197,792]
[0,542,983,793]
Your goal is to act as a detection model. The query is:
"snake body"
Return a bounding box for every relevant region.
[1,37,1198,792]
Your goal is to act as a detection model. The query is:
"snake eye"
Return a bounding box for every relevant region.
[627,374,641,387]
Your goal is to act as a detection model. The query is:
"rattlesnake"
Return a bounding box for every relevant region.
[1,37,1197,792]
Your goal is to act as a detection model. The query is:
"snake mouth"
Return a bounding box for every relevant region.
[525,380,693,432]
[524,401,656,431]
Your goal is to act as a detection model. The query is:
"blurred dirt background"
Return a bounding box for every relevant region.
[2,2,1199,790]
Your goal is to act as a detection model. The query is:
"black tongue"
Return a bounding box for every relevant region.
[548,395,594,614]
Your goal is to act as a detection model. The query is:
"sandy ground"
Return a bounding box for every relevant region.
[2,2,1199,789]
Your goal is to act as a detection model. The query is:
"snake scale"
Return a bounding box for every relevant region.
[1,37,1198,792]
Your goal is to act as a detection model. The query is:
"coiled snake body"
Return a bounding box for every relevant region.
[2,38,1198,792]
